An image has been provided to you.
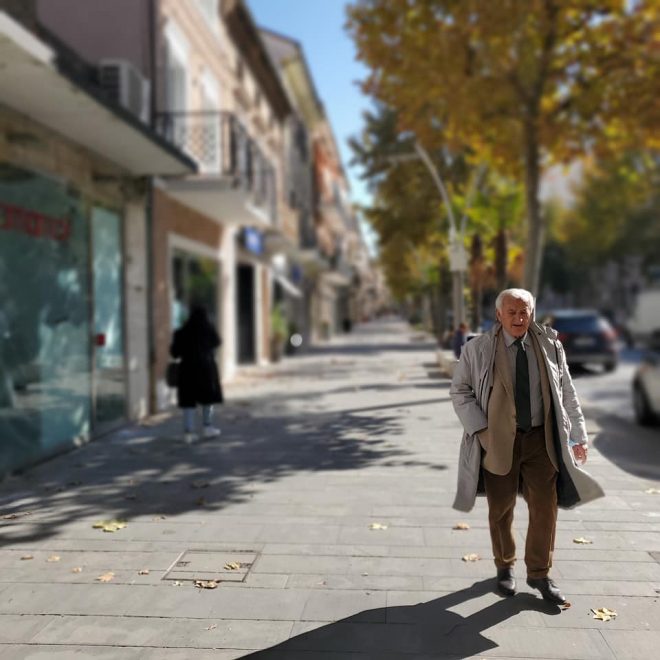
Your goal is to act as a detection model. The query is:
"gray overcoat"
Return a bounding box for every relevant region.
[450,321,604,512]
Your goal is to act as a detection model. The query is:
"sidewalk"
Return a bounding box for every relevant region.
[0,319,659,659]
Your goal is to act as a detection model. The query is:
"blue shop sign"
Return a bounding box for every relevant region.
[241,228,263,255]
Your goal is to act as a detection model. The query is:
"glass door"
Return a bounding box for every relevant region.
[91,206,126,428]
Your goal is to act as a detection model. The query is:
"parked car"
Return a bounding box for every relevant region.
[632,333,660,426]
[539,309,619,372]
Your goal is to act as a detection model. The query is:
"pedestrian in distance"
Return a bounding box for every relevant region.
[170,304,223,444]
[449,288,603,605]
[452,322,468,359]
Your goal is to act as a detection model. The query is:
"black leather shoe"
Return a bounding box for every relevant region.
[526,577,566,604]
[496,567,516,596]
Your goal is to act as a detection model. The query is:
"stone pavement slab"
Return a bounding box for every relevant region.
[0,320,659,658]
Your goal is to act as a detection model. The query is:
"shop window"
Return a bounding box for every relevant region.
[0,164,91,474]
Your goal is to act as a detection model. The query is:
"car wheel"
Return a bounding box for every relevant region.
[633,380,656,426]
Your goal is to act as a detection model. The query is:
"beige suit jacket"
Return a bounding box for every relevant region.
[478,331,559,475]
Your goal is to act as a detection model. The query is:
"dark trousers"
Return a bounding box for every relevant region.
[483,426,558,579]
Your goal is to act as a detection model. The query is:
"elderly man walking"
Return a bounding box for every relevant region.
[450,288,604,604]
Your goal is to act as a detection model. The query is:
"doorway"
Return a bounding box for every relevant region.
[91,206,126,430]
[236,263,256,364]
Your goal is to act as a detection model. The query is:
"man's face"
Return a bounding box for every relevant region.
[497,296,532,338]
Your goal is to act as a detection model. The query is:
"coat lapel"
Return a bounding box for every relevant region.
[494,332,514,404]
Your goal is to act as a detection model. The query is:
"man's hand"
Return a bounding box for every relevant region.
[572,443,588,465]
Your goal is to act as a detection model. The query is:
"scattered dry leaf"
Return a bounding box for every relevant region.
[20,555,34,561]
[72,567,83,574]
[591,607,617,621]
[46,555,61,563]
[152,515,167,521]
[96,572,115,583]
[453,522,470,530]
[573,537,593,544]
[645,488,660,495]
[124,494,137,501]
[206,623,218,631]
[1,511,32,520]
[172,580,183,586]
[369,523,388,530]
[195,580,219,589]
[191,480,210,489]
[92,520,127,533]
[561,602,572,610]
[195,497,207,506]
[138,569,150,575]
[462,553,480,562]
[224,562,241,571]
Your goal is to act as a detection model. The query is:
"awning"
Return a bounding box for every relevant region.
[0,12,196,177]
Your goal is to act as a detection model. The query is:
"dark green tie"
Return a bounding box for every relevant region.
[514,338,532,432]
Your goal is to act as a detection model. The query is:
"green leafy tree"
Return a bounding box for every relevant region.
[347,0,660,295]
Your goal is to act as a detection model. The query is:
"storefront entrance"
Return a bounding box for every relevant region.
[236,263,256,364]
[91,206,126,430]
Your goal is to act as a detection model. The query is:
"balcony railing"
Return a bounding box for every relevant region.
[155,110,277,223]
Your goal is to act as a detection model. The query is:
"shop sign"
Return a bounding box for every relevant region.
[0,201,72,242]
[241,227,263,256]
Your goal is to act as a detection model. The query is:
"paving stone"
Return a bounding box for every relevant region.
[301,590,387,622]
[0,615,55,644]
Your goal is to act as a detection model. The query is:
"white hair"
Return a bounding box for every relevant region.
[495,288,535,313]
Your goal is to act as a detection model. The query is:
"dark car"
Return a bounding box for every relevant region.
[540,310,619,372]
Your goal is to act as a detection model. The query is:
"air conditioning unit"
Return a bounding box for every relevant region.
[99,59,150,123]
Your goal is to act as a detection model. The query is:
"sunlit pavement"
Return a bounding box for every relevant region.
[0,319,659,659]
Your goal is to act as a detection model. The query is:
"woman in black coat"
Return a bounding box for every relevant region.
[170,305,223,442]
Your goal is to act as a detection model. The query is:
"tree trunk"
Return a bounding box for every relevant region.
[495,225,507,291]
[522,120,545,297]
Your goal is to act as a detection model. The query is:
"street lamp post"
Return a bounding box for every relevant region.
[413,142,471,328]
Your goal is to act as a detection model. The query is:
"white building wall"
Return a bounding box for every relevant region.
[123,201,149,420]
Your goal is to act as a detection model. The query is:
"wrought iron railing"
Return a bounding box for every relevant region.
[155,111,277,223]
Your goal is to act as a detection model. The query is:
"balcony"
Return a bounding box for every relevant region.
[155,110,277,227]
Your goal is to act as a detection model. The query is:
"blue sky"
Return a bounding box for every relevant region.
[247,0,375,242]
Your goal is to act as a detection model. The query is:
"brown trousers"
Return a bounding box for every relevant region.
[483,426,558,579]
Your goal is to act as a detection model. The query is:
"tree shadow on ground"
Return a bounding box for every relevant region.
[242,578,561,658]
[589,408,660,481]
[0,394,448,547]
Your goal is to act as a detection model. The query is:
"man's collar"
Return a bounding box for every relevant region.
[503,329,529,347]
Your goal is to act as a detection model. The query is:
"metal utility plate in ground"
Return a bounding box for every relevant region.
[162,549,257,583]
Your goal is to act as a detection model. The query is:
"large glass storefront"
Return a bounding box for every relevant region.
[0,164,126,475]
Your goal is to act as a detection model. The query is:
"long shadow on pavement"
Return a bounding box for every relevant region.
[241,578,561,658]
[0,396,448,547]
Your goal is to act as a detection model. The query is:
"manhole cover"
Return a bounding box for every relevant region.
[163,549,257,584]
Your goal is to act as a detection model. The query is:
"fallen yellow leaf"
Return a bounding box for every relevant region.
[1,511,32,520]
[453,522,470,530]
[71,567,83,574]
[92,520,127,533]
[96,572,115,583]
[20,555,34,561]
[369,523,388,530]
[591,607,617,621]
[195,497,207,506]
[194,580,219,589]
[573,537,593,544]
[224,562,241,571]
[645,488,660,495]
[152,515,166,521]
[561,602,572,609]
[172,580,183,586]
[138,569,150,575]
[46,555,61,563]
[462,553,480,562]
[206,623,218,631]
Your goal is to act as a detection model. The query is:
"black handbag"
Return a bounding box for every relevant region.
[165,361,180,388]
